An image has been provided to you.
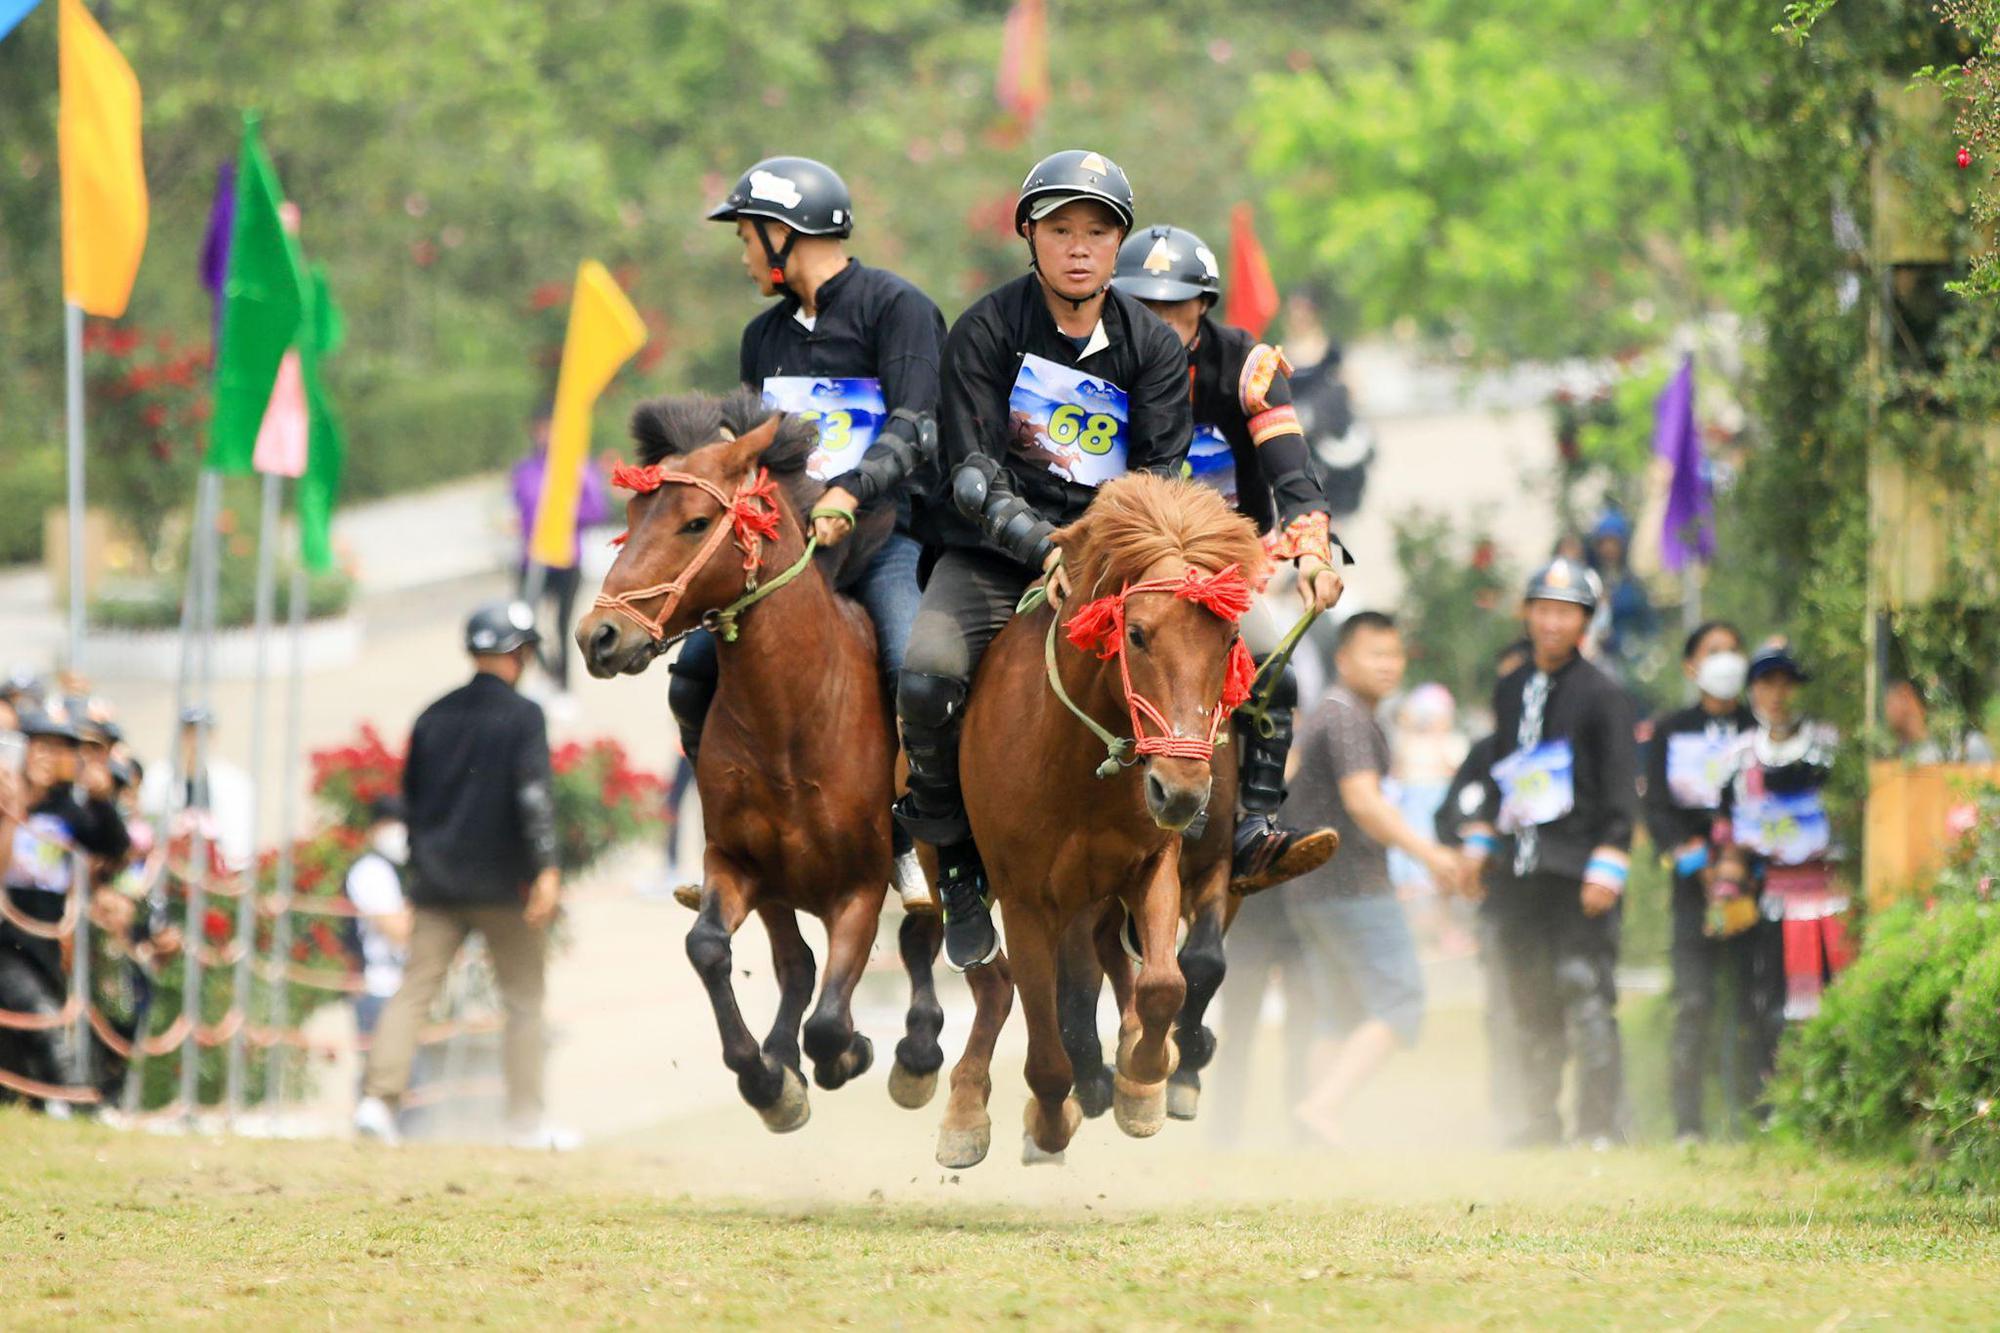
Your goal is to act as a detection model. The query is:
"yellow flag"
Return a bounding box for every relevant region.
[530,260,647,569]
[58,0,148,318]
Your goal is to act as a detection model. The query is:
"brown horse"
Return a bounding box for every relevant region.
[576,390,946,1131]
[937,474,1269,1167]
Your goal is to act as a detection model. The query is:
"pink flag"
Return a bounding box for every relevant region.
[251,348,308,478]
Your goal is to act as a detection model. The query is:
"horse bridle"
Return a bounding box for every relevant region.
[1041,563,1259,779]
[593,462,817,648]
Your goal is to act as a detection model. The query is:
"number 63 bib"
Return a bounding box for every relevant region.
[761,377,887,482]
[1006,353,1130,488]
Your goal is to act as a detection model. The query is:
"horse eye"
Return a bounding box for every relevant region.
[1127,624,1147,650]
[680,516,712,536]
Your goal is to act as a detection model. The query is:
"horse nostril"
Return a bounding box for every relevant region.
[588,621,620,660]
[1145,771,1168,811]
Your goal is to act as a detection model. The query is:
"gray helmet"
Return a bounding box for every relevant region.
[1111,224,1221,306]
[1523,556,1602,612]
[18,702,81,744]
[1014,149,1136,234]
[466,600,540,655]
[706,157,854,238]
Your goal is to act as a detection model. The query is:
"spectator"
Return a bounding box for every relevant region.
[1204,887,1318,1150]
[1644,621,1776,1142]
[1281,288,1373,520]
[1884,677,1994,764]
[140,707,253,872]
[512,404,610,699]
[1284,612,1463,1148]
[356,601,574,1151]
[344,796,413,1060]
[1388,682,1473,956]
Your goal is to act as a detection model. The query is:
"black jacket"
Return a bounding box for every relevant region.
[1643,701,1755,851]
[935,273,1192,568]
[1188,316,1334,540]
[402,672,557,907]
[1437,734,1501,847]
[1474,653,1639,881]
[739,258,946,516]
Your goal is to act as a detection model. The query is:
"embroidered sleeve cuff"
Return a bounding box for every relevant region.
[1265,511,1334,568]
[1237,343,1295,414]
[1247,404,1302,446]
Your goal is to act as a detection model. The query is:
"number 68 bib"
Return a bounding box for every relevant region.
[1006,353,1130,488]
[760,377,887,482]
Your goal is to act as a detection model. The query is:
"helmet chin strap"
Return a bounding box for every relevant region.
[752,216,800,294]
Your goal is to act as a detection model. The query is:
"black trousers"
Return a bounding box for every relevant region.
[1668,870,1784,1136]
[0,946,83,1102]
[1486,872,1625,1145]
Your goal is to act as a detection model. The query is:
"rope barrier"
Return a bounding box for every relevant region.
[0,1064,100,1105]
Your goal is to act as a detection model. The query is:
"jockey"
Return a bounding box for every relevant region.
[691,155,947,908]
[896,149,1195,971]
[1111,223,1349,894]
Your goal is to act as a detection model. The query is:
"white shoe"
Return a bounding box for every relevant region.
[353,1096,402,1146]
[508,1122,582,1152]
[894,850,937,915]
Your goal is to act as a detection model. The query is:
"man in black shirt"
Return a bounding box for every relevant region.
[358,601,567,1149]
[1110,223,1348,894]
[1461,558,1638,1147]
[896,149,1193,970]
[1642,620,1773,1141]
[684,156,946,909]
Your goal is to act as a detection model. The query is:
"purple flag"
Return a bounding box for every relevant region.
[199,159,235,348]
[1654,355,1713,572]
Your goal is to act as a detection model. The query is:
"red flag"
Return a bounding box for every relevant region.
[996,0,1049,130]
[1225,203,1280,339]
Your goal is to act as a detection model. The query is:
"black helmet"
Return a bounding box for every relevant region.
[1111,225,1221,306]
[466,600,540,655]
[706,157,854,238]
[1523,556,1602,612]
[1747,645,1810,685]
[18,702,81,744]
[1014,149,1136,234]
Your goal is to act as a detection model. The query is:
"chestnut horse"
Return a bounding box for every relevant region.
[936,474,1269,1167]
[576,390,946,1131]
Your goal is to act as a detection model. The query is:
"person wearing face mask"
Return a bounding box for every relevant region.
[344,796,413,1062]
[1458,558,1639,1149]
[1713,645,1846,1023]
[1642,621,1777,1142]
[897,149,1194,971]
[1109,223,1349,894]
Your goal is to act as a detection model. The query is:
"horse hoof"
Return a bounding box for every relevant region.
[1165,1079,1200,1122]
[1074,1069,1114,1120]
[672,883,702,911]
[887,1062,939,1110]
[1021,1130,1066,1167]
[757,1066,811,1134]
[1112,1074,1167,1138]
[845,1033,874,1081]
[936,1120,991,1169]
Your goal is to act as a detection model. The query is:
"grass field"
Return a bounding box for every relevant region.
[8,1105,1999,1330]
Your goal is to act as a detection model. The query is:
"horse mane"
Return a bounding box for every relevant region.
[628,387,819,475]
[1056,474,1271,598]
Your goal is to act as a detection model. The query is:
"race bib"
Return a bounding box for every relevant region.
[1665,731,1736,810]
[1182,424,1237,501]
[1737,788,1830,866]
[1491,739,1576,832]
[6,815,73,895]
[1006,353,1129,488]
[760,377,886,482]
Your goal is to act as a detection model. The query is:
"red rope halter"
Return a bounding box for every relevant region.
[594,463,783,642]
[1061,563,1260,763]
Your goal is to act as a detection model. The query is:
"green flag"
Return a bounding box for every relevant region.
[206,113,307,475]
[297,263,345,572]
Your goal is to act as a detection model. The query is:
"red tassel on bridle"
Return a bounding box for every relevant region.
[1060,562,1258,763]
[595,464,785,641]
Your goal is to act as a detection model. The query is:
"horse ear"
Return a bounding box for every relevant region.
[718,413,781,476]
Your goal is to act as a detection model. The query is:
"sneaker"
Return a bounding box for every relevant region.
[938,858,999,972]
[353,1095,402,1146]
[895,850,938,915]
[1230,814,1340,896]
[509,1122,582,1152]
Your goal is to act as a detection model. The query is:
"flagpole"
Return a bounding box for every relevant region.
[227,468,283,1121]
[64,303,87,673]
[180,468,222,1122]
[262,557,307,1119]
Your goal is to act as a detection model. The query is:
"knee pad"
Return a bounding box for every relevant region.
[1258,659,1299,712]
[1555,954,1606,1007]
[897,671,968,732]
[667,668,715,732]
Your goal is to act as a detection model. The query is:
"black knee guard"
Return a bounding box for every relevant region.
[667,656,718,765]
[894,670,970,845]
[1234,660,1298,818]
